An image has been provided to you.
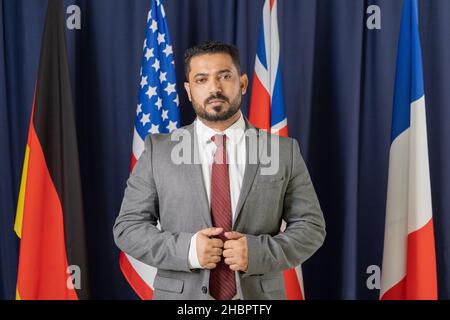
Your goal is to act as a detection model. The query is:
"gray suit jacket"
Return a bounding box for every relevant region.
[113,119,325,300]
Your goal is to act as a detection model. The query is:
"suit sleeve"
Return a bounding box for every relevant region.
[244,139,326,276]
[113,135,193,272]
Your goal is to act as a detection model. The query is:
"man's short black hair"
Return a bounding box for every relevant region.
[184,40,242,79]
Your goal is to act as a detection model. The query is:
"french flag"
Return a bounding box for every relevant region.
[380,0,437,300]
[249,0,304,300]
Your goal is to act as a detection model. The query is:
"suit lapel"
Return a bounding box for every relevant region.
[233,119,260,228]
[181,123,212,227]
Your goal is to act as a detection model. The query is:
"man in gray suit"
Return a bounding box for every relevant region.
[113,41,325,300]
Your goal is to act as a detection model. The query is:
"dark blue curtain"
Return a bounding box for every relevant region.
[1,0,449,300]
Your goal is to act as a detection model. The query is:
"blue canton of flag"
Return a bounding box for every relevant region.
[136,0,179,140]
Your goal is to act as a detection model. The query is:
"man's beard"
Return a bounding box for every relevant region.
[192,91,242,122]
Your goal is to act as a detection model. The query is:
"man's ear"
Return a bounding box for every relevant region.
[184,82,192,101]
[240,73,249,95]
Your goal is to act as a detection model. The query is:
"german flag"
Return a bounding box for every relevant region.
[14,0,89,300]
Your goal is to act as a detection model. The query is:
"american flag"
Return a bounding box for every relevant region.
[120,0,179,299]
[248,0,304,300]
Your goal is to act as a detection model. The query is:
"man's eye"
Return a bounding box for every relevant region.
[196,78,206,84]
[222,74,232,80]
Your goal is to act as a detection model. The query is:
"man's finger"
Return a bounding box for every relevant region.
[200,227,223,237]
[205,263,217,270]
[211,248,223,256]
[210,238,224,248]
[229,264,242,271]
[224,240,237,249]
[222,248,233,258]
[224,231,244,240]
[224,257,235,265]
[210,255,221,263]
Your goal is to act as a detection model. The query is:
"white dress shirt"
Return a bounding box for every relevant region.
[187,112,246,299]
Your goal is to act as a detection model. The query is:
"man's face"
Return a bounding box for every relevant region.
[184,53,248,122]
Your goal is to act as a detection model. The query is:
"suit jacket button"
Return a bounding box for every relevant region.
[201,286,208,294]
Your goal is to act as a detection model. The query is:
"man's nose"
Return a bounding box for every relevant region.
[209,78,222,94]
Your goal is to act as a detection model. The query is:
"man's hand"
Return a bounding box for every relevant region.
[223,231,248,272]
[196,227,224,269]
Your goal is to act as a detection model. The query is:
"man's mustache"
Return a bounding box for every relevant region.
[205,93,229,105]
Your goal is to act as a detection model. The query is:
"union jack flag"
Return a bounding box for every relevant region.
[248,0,304,300]
[120,0,179,299]
[249,0,287,136]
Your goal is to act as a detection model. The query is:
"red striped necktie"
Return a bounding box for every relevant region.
[209,134,236,300]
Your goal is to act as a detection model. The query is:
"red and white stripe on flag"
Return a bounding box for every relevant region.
[249,0,304,300]
[380,0,437,300]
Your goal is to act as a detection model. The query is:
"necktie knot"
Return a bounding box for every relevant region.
[211,134,226,147]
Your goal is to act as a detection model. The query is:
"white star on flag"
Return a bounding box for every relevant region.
[155,97,163,110]
[161,109,169,121]
[140,76,148,89]
[145,48,154,61]
[140,113,150,126]
[152,58,160,72]
[148,124,160,134]
[159,71,167,83]
[164,82,176,96]
[173,95,179,107]
[157,32,165,45]
[146,86,157,100]
[166,120,178,132]
[163,45,173,57]
[149,20,158,33]
[136,103,142,115]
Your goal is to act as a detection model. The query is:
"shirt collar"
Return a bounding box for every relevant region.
[195,112,246,145]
